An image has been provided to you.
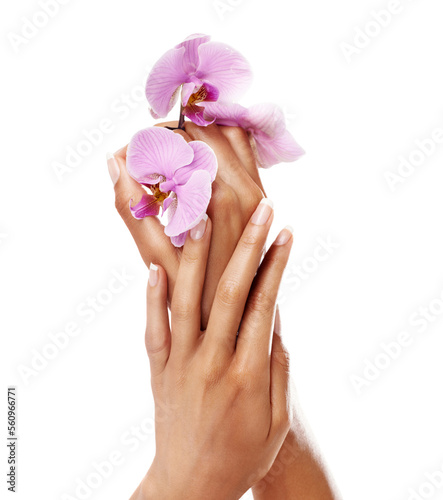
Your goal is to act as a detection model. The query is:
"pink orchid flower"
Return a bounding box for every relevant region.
[145,34,252,127]
[204,102,305,168]
[127,127,217,247]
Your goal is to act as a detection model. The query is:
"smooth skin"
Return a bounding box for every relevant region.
[110,123,340,499]
[131,200,294,500]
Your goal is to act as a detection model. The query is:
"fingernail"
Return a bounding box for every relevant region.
[274,225,294,246]
[274,307,282,335]
[149,263,159,287]
[106,152,120,186]
[190,214,208,240]
[251,198,274,226]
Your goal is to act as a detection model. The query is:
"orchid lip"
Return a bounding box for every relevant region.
[159,179,176,192]
[149,183,171,204]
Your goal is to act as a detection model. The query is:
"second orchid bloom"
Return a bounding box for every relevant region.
[127,127,217,247]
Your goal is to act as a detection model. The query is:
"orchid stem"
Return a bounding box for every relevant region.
[178,104,185,130]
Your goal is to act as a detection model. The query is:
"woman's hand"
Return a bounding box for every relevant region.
[131,199,294,500]
[108,122,265,328]
[251,320,341,500]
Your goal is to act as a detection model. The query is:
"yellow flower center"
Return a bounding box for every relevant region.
[150,184,170,205]
[188,85,208,105]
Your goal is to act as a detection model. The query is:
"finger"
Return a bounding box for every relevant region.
[154,121,192,143]
[108,149,180,296]
[183,121,264,245]
[146,264,171,378]
[269,307,292,436]
[200,179,244,327]
[155,120,179,128]
[184,122,243,184]
[219,126,266,194]
[170,215,212,354]
[236,226,294,369]
[204,198,274,358]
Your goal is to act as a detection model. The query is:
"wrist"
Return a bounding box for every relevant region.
[139,462,243,500]
[251,427,303,497]
[252,425,339,500]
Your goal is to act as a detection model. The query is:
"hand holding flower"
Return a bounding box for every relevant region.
[109,122,264,327]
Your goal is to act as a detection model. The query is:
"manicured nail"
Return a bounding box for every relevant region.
[274,307,282,335]
[190,214,208,240]
[106,152,120,186]
[274,225,294,246]
[251,198,274,226]
[149,263,159,287]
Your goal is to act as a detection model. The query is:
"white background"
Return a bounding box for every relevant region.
[2,0,443,499]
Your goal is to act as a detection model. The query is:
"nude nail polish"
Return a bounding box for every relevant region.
[251,199,274,226]
[190,214,208,240]
[274,225,294,246]
[106,152,120,186]
[149,263,159,287]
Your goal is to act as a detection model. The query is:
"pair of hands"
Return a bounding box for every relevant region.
[109,122,338,499]
[141,199,293,499]
[112,122,265,329]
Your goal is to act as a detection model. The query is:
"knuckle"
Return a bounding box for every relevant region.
[273,344,291,372]
[210,183,237,211]
[201,359,224,389]
[240,231,261,252]
[184,120,199,137]
[217,278,242,307]
[171,299,194,323]
[225,126,248,141]
[229,362,254,392]
[144,331,169,357]
[248,289,275,315]
[114,191,130,216]
[181,249,200,266]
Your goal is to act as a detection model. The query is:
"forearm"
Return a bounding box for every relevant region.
[252,423,340,500]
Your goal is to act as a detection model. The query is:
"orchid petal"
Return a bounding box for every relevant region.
[254,129,305,168]
[170,231,188,247]
[165,170,212,237]
[204,101,248,127]
[196,41,252,101]
[183,103,215,127]
[162,196,174,213]
[145,46,187,117]
[201,82,220,102]
[174,141,218,185]
[181,82,197,107]
[164,195,188,246]
[176,33,211,74]
[129,193,160,219]
[246,103,286,138]
[126,128,194,184]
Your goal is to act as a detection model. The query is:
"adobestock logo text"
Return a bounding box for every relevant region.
[340,0,414,64]
[350,283,443,395]
[61,402,178,500]
[384,126,443,191]
[51,64,152,182]
[7,0,72,53]
[17,268,134,385]
[278,235,340,305]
